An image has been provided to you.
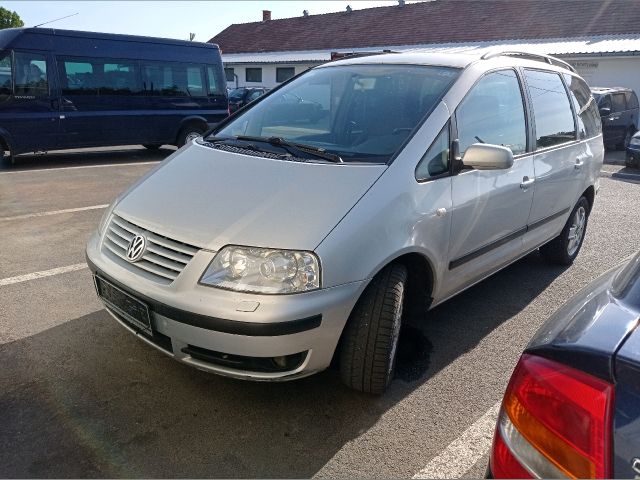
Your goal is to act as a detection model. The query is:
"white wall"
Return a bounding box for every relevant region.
[224,63,319,89]
[566,56,640,96]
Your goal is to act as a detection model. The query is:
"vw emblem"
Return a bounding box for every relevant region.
[126,235,146,262]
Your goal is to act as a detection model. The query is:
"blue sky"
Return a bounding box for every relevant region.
[3,1,414,43]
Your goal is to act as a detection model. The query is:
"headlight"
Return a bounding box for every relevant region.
[200,246,321,294]
[629,136,640,146]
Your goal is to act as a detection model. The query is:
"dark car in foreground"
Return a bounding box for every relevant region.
[228,87,268,113]
[489,252,640,478]
[592,87,639,150]
[625,131,640,168]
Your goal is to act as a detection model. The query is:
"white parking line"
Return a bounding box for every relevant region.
[0,204,108,222]
[0,263,88,287]
[0,160,160,175]
[412,401,501,479]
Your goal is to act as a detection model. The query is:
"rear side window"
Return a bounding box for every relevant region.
[627,91,639,109]
[563,74,602,139]
[456,69,527,155]
[524,69,576,149]
[142,62,205,97]
[14,52,48,96]
[612,93,626,112]
[207,66,225,96]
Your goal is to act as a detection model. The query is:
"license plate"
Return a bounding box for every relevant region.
[94,276,152,334]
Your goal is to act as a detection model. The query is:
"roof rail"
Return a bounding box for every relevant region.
[481,50,576,73]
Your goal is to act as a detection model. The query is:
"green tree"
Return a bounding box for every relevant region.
[0,7,24,29]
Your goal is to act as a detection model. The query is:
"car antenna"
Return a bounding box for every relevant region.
[32,13,79,28]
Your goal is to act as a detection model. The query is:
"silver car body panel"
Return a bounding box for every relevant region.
[86,51,604,380]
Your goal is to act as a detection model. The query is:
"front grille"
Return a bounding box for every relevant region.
[102,214,200,284]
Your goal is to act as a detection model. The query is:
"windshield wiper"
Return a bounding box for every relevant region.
[236,135,343,163]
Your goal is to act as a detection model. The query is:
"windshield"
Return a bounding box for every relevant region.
[229,88,247,101]
[213,64,460,163]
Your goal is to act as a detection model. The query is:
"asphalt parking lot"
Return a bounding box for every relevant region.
[1,148,639,478]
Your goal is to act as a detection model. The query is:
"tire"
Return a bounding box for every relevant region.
[339,263,407,394]
[539,197,590,265]
[142,144,162,150]
[177,124,205,147]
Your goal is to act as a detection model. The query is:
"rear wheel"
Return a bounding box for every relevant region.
[177,124,205,147]
[539,197,590,265]
[339,264,407,394]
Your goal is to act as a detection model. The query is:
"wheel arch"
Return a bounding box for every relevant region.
[175,115,209,143]
[582,185,595,213]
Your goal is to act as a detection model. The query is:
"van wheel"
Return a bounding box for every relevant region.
[539,197,590,265]
[339,264,407,394]
[177,125,205,147]
[142,144,162,150]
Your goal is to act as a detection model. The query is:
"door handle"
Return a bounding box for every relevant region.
[575,158,585,170]
[520,176,535,189]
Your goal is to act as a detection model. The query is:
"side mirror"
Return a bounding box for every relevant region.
[462,143,514,170]
[599,107,611,117]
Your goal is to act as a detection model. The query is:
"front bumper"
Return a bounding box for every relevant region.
[86,231,364,381]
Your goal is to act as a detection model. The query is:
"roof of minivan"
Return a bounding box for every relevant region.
[0,27,220,49]
[319,50,577,75]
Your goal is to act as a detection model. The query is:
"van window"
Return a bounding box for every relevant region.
[563,74,602,139]
[456,69,527,156]
[60,58,140,95]
[207,66,225,95]
[14,52,48,96]
[415,123,449,181]
[0,52,11,100]
[626,91,639,110]
[612,93,626,113]
[142,62,205,97]
[524,69,576,149]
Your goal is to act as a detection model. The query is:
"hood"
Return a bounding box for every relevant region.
[114,142,386,251]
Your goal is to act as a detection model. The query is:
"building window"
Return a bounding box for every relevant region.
[224,67,235,82]
[245,68,262,83]
[276,67,295,83]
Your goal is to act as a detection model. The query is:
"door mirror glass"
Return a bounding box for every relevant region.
[462,143,514,170]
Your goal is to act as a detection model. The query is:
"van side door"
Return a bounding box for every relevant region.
[57,56,147,148]
[441,69,535,300]
[7,50,61,154]
[521,69,586,252]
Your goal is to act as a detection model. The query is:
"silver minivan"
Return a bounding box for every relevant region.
[86,50,604,393]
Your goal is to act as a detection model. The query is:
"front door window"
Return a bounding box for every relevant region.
[14,52,48,97]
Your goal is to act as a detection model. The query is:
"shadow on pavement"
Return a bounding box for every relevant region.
[0,252,565,478]
[3,146,176,172]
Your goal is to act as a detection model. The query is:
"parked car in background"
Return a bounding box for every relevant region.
[591,87,639,150]
[0,28,228,166]
[228,87,268,113]
[626,131,640,168]
[489,251,640,479]
[87,50,603,394]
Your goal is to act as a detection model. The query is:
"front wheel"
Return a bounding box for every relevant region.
[339,264,407,394]
[539,197,590,265]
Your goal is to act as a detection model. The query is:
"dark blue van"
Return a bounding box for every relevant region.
[0,28,228,164]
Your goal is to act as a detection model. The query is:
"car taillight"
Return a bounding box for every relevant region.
[490,354,614,478]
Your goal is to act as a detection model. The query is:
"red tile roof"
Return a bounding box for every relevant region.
[209,0,640,54]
